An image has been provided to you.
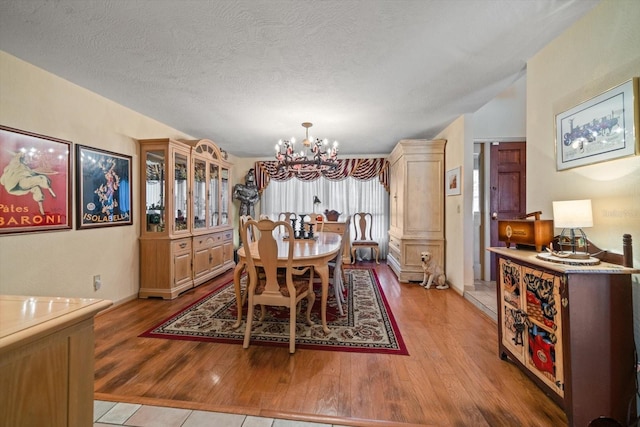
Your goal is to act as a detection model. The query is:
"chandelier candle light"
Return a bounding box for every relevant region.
[275,122,339,173]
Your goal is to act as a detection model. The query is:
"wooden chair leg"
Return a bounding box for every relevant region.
[333,268,344,316]
[373,247,380,264]
[243,301,254,349]
[306,291,316,325]
[289,303,296,354]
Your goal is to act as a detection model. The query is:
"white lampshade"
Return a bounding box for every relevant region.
[552,199,593,228]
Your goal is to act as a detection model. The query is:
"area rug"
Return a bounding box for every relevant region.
[140,268,408,355]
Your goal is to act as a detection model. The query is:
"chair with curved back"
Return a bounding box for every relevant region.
[241,218,316,354]
[351,212,380,264]
[277,212,296,236]
[239,215,257,242]
[328,215,351,315]
[312,213,325,233]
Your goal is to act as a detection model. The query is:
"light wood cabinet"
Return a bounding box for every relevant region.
[387,139,446,282]
[489,247,638,427]
[138,138,234,299]
[0,295,112,427]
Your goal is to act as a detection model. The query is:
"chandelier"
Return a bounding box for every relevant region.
[275,122,339,173]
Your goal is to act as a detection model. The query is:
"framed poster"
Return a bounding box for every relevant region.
[446,166,461,196]
[555,78,639,170]
[0,125,72,234]
[76,145,132,229]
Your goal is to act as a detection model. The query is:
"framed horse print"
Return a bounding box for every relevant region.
[76,145,133,229]
[0,125,72,235]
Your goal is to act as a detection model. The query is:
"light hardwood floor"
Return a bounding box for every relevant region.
[94,263,567,427]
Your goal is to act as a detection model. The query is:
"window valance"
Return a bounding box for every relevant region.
[254,158,389,193]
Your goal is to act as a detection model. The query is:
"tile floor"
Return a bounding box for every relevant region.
[464,280,497,321]
[94,400,350,427]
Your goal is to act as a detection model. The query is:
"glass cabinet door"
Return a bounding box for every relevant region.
[193,158,206,230]
[174,151,188,232]
[145,149,166,233]
[221,167,229,225]
[209,163,219,227]
[209,164,220,227]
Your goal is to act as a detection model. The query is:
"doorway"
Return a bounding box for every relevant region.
[473,141,526,282]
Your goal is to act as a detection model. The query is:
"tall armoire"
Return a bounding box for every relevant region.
[387,139,446,282]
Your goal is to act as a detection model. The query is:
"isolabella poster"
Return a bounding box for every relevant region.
[0,126,71,234]
[77,145,132,229]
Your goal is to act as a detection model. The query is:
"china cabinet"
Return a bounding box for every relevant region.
[138,138,234,299]
[183,139,234,287]
[488,246,638,427]
[387,139,446,282]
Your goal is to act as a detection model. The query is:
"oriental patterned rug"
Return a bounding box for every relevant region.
[140,268,408,355]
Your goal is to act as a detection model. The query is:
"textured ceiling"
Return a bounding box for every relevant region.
[0,0,599,157]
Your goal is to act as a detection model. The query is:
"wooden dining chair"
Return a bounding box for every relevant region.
[241,218,316,354]
[327,215,351,315]
[239,215,257,242]
[313,213,325,233]
[277,212,296,235]
[351,212,380,264]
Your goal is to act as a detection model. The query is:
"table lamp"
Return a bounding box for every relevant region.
[552,199,593,259]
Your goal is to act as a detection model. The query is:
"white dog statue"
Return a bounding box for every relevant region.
[420,251,448,290]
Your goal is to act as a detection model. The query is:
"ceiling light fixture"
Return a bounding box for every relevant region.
[275,122,339,173]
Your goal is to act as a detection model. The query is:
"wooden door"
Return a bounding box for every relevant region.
[489,141,526,279]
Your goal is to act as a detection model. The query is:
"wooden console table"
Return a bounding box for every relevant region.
[0,295,112,427]
[488,246,638,427]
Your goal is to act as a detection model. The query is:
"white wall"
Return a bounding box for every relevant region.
[0,51,243,304]
[473,74,526,140]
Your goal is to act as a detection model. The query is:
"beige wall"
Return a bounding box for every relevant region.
[435,115,474,294]
[2,0,638,309]
[527,0,640,256]
[0,52,243,304]
[527,2,640,411]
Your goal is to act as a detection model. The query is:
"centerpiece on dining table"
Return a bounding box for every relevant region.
[282,213,318,240]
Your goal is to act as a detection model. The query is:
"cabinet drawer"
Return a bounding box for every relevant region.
[388,236,401,251]
[172,239,192,253]
[196,233,224,249]
[388,244,400,261]
[323,223,345,234]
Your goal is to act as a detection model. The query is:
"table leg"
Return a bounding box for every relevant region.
[315,264,330,334]
[232,261,245,329]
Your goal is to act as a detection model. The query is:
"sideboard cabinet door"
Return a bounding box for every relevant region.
[491,247,637,427]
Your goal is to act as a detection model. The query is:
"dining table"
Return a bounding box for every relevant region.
[233,231,342,334]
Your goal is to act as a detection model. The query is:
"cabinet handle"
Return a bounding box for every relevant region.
[179,243,187,249]
[561,297,568,307]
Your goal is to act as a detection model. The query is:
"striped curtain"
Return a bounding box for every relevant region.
[254,158,389,193]
[257,157,390,261]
